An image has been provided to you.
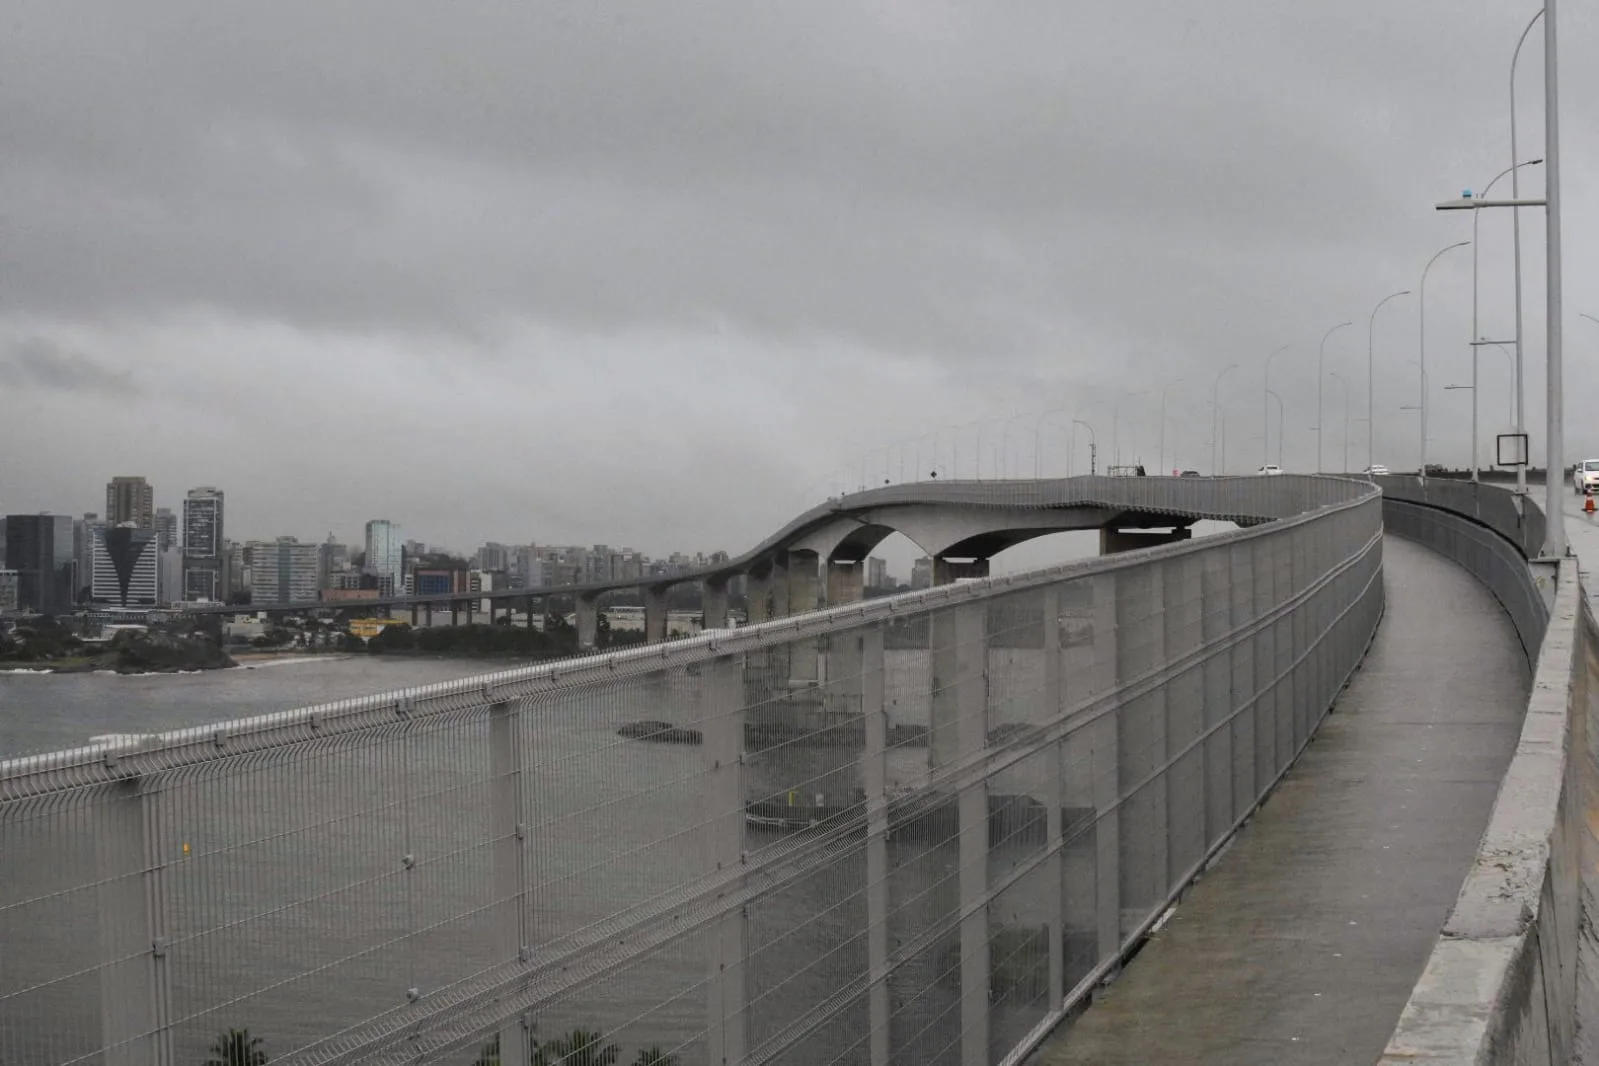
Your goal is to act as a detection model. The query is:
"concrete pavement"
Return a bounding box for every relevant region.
[1029,536,1529,1065]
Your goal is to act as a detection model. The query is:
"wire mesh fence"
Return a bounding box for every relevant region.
[1,482,1383,1066]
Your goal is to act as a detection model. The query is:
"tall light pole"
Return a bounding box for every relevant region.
[1263,345,1289,468]
[1330,371,1351,473]
[1367,291,1410,471]
[1073,419,1099,475]
[1070,400,1104,475]
[1544,0,1565,556]
[1317,322,1353,472]
[1113,389,1147,469]
[1511,8,1543,500]
[1266,389,1286,467]
[1468,159,1544,481]
[1418,241,1471,479]
[1159,379,1184,474]
[1211,363,1238,475]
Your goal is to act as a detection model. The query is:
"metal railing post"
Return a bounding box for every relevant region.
[946,599,991,1065]
[489,700,531,1066]
[860,624,892,1066]
[703,654,748,1065]
[1041,587,1067,1009]
[96,778,173,1066]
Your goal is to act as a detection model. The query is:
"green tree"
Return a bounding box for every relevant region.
[532,1029,618,1066]
[204,1028,269,1066]
[369,623,416,653]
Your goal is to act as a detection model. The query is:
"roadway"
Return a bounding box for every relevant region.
[1029,534,1530,1065]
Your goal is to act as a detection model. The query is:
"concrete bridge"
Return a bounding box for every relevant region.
[1,474,1592,1066]
[201,475,1353,646]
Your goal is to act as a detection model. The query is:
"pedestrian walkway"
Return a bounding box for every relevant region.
[1029,536,1529,1066]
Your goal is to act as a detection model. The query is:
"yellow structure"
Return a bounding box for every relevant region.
[347,617,405,640]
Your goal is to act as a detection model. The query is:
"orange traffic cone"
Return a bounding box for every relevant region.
[1585,496,1594,515]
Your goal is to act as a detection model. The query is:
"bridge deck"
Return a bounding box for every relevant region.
[1030,535,1529,1066]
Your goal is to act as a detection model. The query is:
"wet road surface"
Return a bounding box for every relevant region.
[1029,535,1529,1066]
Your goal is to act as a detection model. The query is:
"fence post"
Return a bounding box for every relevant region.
[96,777,173,1066]
[1041,587,1066,1008]
[704,654,748,1065]
[860,623,892,1066]
[489,700,531,1066]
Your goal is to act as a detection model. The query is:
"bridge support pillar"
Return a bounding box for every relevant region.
[450,603,460,627]
[489,700,531,1066]
[701,577,729,630]
[702,655,748,1063]
[825,560,864,606]
[524,596,536,629]
[770,553,791,618]
[1099,526,1193,554]
[745,569,772,624]
[465,598,474,626]
[96,778,173,1066]
[933,557,989,585]
[410,604,419,626]
[788,552,820,683]
[644,586,669,644]
[576,594,599,650]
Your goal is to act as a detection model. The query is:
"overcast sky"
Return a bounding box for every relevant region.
[4,1,1598,561]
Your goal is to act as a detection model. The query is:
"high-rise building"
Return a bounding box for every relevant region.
[153,507,178,553]
[364,520,403,597]
[159,548,183,606]
[910,556,934,590]
[248,537,319,604]
[104,476,155,528]
[4,514,75,615]
[0,570,18,613]
[91,524,158,607]
[317,534,350,591]
[182,487,225,602]
[867,557,889,590]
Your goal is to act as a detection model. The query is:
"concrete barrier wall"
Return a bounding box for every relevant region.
[1380,486,1596,1064]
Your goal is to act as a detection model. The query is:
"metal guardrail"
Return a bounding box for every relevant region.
[0,478,1384,1066]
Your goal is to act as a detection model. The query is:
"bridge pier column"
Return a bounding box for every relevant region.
[576,594,599,650]
[424,603,433,626]
[410,603,419,626]
[788,552,820,683]
[702,655,748,1064]
[450,602,460,627]
[770,553,790,618]
[933,557,989,585]
[745,569,772,624]
[96,778,174,1066]
[489,700,532,1066]
[701,577,729,630]
[1099,526,1193,554]
[465,598,474,626]
[643,586,669,644]
[825,559,864,606]
[858,624,892,1066]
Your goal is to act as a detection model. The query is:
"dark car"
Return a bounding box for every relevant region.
[1179,470,1202,478]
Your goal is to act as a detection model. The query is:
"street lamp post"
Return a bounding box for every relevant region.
[1211,364,1238,475]
[1159,379,1184,475]
[1545,0,1566,555]
[1264,346,1289,469]
[1418,241,1471,479]
[1367,291,1410,471]
[1468,160,1544,481]
[1318,323,1352,472]
[1072,420,1098,476]
[1070,400,1104,476]
[1330,371,1351,473]
[1512,8,1544,500]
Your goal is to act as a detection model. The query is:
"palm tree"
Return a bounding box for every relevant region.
[531,1029,618,1066]
[204,1028,268,1066]
[631,1049,678,1066]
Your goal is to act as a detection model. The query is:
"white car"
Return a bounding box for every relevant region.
[1574,459,1599,495]
[1363,464,1390,477]
[1256,464,1284,476]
